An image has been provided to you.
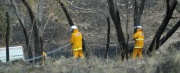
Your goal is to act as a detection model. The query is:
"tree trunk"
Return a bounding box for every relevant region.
[134,0,138,28]
[59,0,74,26]
[6,12,10,62]
[147,0,177,54]
[40,36,43,60]
[21,0,41,62]
[82,38,88,57]
[104,17,110,58]
[160,20,180,46]
[136,0,145,26]
[10,0,33,63]
[107,0,128,60]
[37,0,43,62]
[125,0,131,56]
[133,0,145,33]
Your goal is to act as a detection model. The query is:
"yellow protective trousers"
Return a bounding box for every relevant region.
[73,50,84,58]
[132,48,143,60]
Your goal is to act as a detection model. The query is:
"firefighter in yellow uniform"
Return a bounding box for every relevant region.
[132,26,144,60]
[70,25,84,58]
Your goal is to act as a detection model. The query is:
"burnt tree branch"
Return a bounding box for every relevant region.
[59,0,74,26]
[21,0,41,62]
[107,0,128,60]
[160,20,180,46]
[6,12,10,62]
[133,0,145,33]
[147,0,177,54]
[59,0,88,57]
[10,0,33,63]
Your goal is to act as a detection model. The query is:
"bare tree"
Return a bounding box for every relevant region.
[159,20,180,46]
[147,0,178,55]
[10,0,33,63]
[58,1,74,26]
[124,0,131,56]
[104,17,110,59]
[37,0,44,62]
[107,0,128,60]
[6,12,10,62]
[11,0,55,62]
[21,0,42,62]
[133,0,145,32]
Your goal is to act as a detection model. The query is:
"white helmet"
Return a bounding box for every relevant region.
[135,26,142,29]
[71,25,78,29]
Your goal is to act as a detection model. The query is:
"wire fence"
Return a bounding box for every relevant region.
[25,44,71,62]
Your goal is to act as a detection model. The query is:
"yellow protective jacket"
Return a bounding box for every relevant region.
[133,30,144,48]
[70,29,83,51]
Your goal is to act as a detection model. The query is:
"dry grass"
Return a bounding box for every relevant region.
[0,0,179,73]
[0,43,180,73]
